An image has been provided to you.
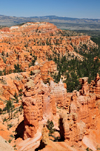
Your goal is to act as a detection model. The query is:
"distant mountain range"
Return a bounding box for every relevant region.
[0,15,100,30]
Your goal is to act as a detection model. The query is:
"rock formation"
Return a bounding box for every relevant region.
[0,22,97,75]
[0,22,99,151]
[21,72,100,150]
[22,61,68,139]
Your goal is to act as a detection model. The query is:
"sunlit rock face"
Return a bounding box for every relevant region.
[22,69,100,151]
[22,60,68,139]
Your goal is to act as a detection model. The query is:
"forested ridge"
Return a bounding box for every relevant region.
[48,36,100,92]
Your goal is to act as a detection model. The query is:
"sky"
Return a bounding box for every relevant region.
[0,0,100,19]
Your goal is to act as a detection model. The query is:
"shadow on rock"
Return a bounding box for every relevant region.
[15,120,24,139]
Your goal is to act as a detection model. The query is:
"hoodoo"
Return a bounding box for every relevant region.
[0,22,100,151]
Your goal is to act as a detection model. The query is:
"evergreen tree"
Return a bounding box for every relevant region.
[6,100,14,119]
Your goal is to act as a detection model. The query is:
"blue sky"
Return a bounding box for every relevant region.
[0,0,100,19]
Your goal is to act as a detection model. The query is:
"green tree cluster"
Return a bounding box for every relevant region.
[47,37,100,92]
[47,120,54,134]
[5,100,14,119]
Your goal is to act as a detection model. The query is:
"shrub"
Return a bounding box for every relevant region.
[43,78,50,85]
[14,92,19,103]
[10,134,14,138]
[29,55,37,67]
[86,148,93,151]
[0,71,3,76]
[19,104,23,112]
[14,64,23,73]
[8,139,12,143]
[47,120,54,134]
[6,52,8,57]
[30,71,33,75]
[3,117,7,122]
[19,89,22,93]
[2,51,5,56]
[0,108,2,114]
[7,124,13,129]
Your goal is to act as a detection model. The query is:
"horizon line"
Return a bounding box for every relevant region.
[0,14,100,20]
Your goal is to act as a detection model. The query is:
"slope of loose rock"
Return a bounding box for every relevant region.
[0,136,14,151]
